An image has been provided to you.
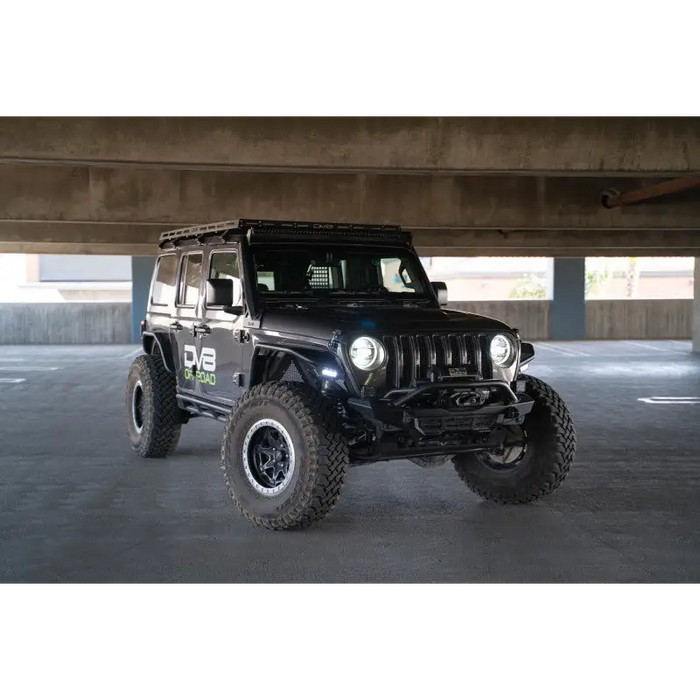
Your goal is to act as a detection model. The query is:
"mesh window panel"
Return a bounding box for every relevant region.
[308,266,331,289]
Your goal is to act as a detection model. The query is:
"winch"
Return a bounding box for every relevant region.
[436,386,491,410]
[451,388,491,408]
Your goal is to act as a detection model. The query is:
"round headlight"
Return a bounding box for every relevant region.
[490,334,516,367]
[349,336,386,371]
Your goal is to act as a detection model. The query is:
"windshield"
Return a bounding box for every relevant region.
[251,245,430,302]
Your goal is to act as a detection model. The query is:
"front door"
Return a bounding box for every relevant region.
[197,247,245,405]
[172,250,204,396]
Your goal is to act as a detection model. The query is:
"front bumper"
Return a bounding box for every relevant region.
[347,379,534,437]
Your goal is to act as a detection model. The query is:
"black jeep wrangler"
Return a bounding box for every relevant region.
[126,219,576,530]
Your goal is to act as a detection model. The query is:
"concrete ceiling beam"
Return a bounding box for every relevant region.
[1,117,699,174]
[3,165,700,230]
[1,221,699,257]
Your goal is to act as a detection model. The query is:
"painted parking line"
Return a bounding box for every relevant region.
[537,343,590,357]
[638,396,700,404]
[625,341,687,354]
[121,348,142,359]
[0,367,61,371]
[1,358,130,364]
[0,378,26,384]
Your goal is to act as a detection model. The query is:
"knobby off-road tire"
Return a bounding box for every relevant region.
[126,353,183,458]
[452,375,576,504]
[221,381,349,530]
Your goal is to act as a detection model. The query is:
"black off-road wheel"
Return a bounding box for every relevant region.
[452,375,576,504]
[221,382,349,530]
[126,353,183,458]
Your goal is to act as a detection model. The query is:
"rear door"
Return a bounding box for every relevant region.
[172,250,205,397]
[197,246,245,405]
[147,253,178,338]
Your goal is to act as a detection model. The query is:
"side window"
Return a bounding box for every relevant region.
[257,270,276,291]
[177,253,203,307]
[151,255,177,306]
[209,251,239,281]
[207,250,241,307]
[381,258,417,293]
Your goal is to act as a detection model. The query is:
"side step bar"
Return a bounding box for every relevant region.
[177,393,232,423]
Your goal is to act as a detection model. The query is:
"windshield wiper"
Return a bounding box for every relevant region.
[325,288,430,302]
[261,294,322,305]
[262,288,430,307]
[326,286,392,297]
[261,290,316,297]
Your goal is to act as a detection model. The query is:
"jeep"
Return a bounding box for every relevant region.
[125,219,576,530]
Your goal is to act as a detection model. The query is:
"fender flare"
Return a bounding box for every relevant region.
[250,343,344,387]
[142,331,176,373]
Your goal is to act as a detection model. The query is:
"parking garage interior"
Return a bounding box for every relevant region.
[2,117,700,583]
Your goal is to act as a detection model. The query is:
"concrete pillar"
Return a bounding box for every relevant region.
[693,258,700,352]
[549,257,586,340]
[25,254,41,282]
[131,256,156,343]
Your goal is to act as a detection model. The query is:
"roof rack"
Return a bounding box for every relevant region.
[158,220,241,247]
[158,219,409,248]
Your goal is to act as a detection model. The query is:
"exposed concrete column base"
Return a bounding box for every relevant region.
[549,257,586,340]
[692,258,700,353]
[131,256,156,343]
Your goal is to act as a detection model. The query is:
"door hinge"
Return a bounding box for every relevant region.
[233,372,244,387]
[233,329,250,343]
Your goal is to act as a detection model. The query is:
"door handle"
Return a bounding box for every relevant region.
[169,321,183,331]
[194,324,211,337]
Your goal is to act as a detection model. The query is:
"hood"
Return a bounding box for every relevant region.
[258,304,512,341]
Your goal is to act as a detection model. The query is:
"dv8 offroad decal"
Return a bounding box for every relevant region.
[184,344,217,385]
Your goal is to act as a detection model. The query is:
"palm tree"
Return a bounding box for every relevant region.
[625,257,639,298]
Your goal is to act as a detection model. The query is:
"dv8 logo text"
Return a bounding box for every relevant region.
[184,344,217,386]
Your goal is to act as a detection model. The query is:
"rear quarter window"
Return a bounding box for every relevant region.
[151,255,177,306]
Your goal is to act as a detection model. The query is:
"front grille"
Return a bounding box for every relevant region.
[383,333,493,389]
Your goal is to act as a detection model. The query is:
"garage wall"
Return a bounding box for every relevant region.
[586,299,692,339]
[452,300,692,340]
[0,299,693,344]
[0,303,131,343]
[448,301,550,340]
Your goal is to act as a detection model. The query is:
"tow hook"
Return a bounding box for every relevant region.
[503,406,525,424]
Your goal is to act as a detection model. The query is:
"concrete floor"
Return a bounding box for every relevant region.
[1,340,699,583]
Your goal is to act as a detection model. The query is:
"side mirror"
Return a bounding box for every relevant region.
[431,281,448,307]
[207,278,243,310]
[223,305,244,316]
[207,278,233,306]
[520,342,535,364]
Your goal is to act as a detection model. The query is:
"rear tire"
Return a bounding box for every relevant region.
[126,353,183,458]
[452,375,576,504]
[221,382,349,530]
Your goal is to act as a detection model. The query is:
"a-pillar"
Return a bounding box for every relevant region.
[131,256,157,343]
[549,257,586,340]
[693,258,700,353]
